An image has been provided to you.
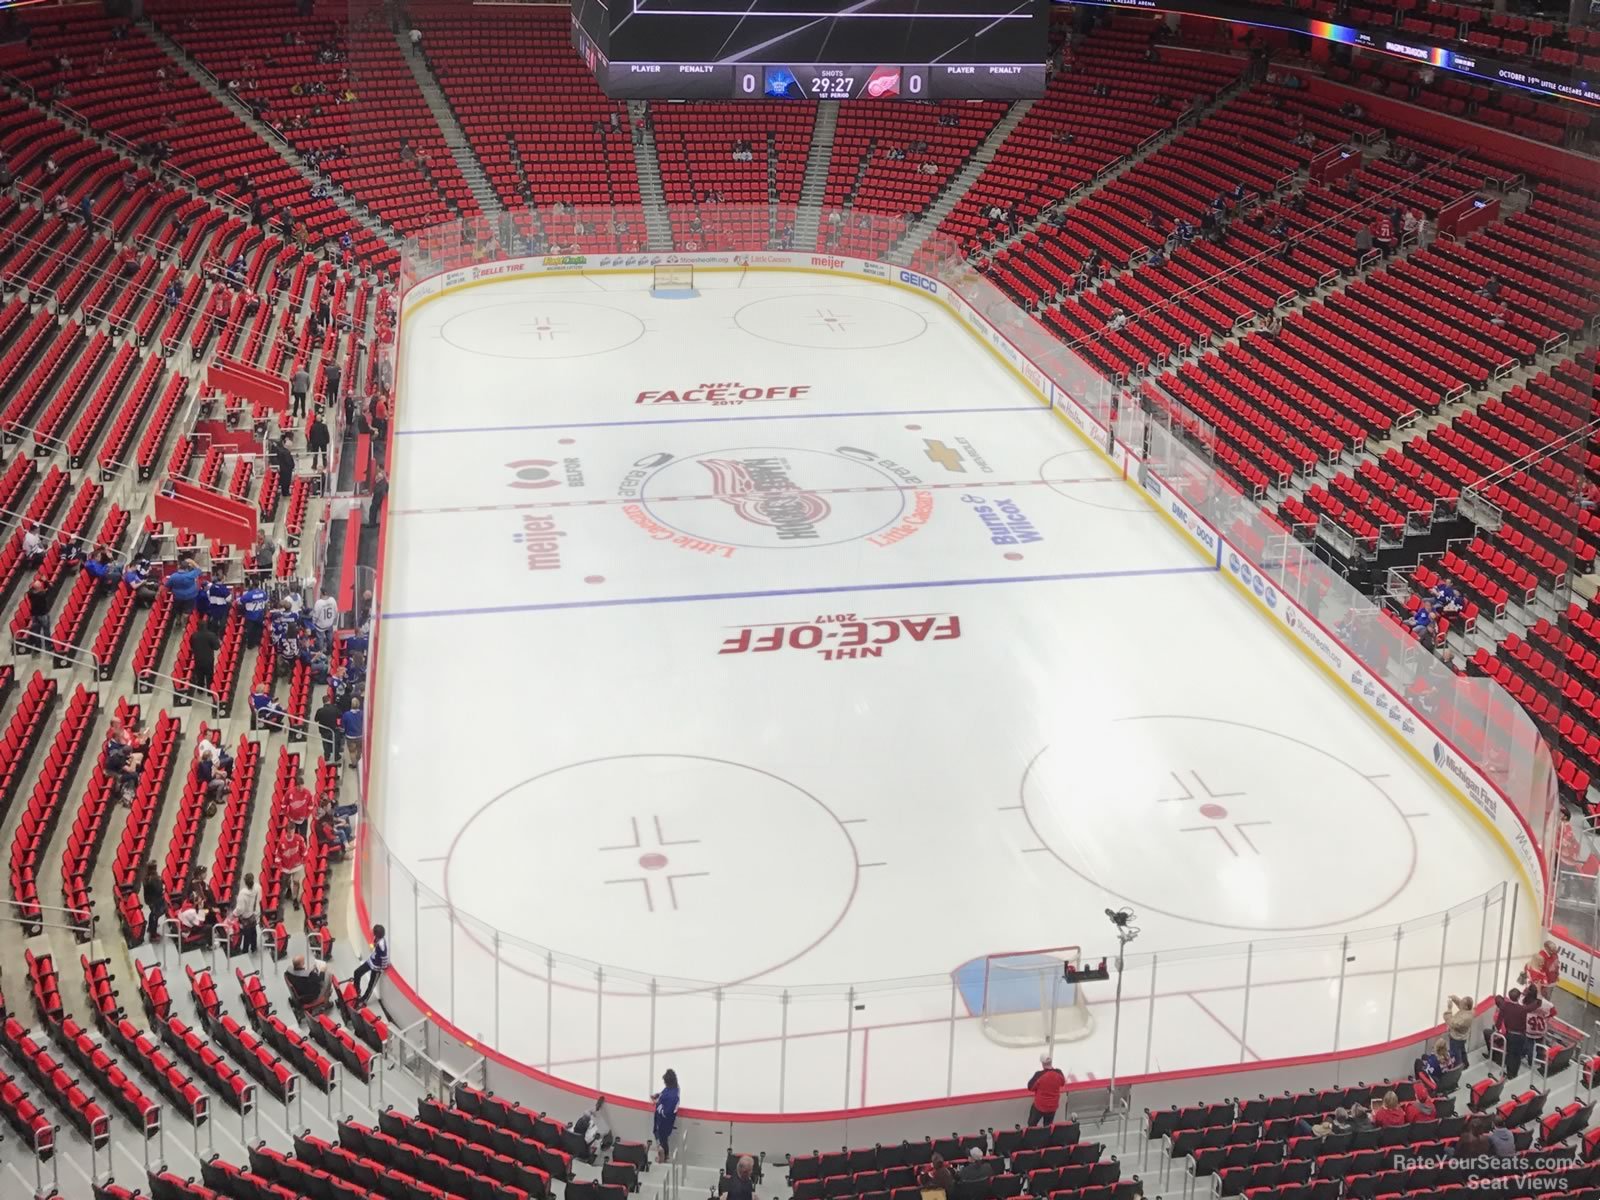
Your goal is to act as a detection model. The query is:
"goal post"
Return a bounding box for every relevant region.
[953,946,1095,1048]
[651,263,696,295]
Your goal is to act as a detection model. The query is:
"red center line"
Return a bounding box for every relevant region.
[394,474,1120,517]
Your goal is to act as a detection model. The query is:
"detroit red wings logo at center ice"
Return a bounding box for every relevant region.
[699,456,830,541]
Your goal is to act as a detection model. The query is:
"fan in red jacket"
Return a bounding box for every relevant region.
[1027,1053,1065,1127]
[1525,940,1560,989]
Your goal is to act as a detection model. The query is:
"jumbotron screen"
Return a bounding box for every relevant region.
[570,0,1049,100]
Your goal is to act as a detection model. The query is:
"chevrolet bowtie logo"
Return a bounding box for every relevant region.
[923,439,965,473]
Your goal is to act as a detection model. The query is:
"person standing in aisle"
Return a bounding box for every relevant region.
[350,924,389,1005]
[290,365,310,417]
[651,1069,680,1162]
[307,408,331,473]
[238,581,269,648]
[367,465,388,528]
[188,621,221,696]
[339,697,364,769]
[322,358,342,409]
[314,695,342,764]
[232,871,262,954]
[1026,1053,1065,1126]
[312,590,338,650]
[139,861,166,944]
[1444,994,1475,1073]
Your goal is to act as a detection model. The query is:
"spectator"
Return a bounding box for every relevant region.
[166,557,202,612]
[20,522,45,566]
[276,824,308,909]
[1354,223,1373,258]
[918,1154,955,1197]
[138,861,165,944]
[1373,213,1396,254]
[1455,1115,1491,1160]
[1524,939,1560,989]
[721,1156,756,1200]
[188,622,221,695]
[316,795,351,853]
[340,697,364,769]
[284,954,332,1012]
[307,409,331,472]
[254,688,289,730]
[206,574,232,632]
[1106,308,1128,333]
[1026,1052,1065,1126]
[233,871,261,954]
[959,1149,993,1184]
[314,696,342,764]
[1524,984,1550,1055]
[651,1069,680,1161]
[1432,577,1463,617]
[350,923,389,1005]
[312,590,338,649]
[367,466,388,527]
[1487,1113,1515,1157]
[323,358,342,404]
[285,774,314,830]
[1371,1090,1422,1127]
[273,436,295,502]
[1443,994,1474,1074]
[574,1095,612,1159]
[238,581,269,647]
[1480,276,1502,300]
[25,575,59,655]
[1493,987,1530,1077]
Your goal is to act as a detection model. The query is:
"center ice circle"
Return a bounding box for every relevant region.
[1020,715,1417,932]
[444,754,860,990]
[734,293,929,349]
[440,300,645,360]
[638,446,910,549]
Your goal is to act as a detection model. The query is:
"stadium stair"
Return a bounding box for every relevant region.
[792,101,839,249]
[978,67,1250,267]
[627,100,675,251]
[139,18,397,252]
[395,25,503,223]
[889,98,1035,265]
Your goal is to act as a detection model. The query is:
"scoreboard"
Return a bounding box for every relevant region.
[570,0,1048,100]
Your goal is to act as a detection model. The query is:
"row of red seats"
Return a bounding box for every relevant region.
[83,954,209,1125]
[235,969,336,1092]
[8,683,98,932]
[208,736,262,913]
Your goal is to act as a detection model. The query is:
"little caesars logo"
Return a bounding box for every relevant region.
[512,513,564,571]
[705,457,826,541]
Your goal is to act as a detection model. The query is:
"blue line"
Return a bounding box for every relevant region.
[395,404,1050,437]
[381,563,1215,621]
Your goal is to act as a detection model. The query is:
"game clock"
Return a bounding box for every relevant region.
[743,64,928,100]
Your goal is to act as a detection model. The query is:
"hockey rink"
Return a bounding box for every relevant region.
[367,268,1534,1113]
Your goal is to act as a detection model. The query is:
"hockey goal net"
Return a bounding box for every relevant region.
[965,946,1095,1048]
[651,263,695,293]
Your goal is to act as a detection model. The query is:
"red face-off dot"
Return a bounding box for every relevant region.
[904,424,921,431]
[638,852,668,870]
[585,575,605,584]
[1004,552,1023,561]
[559,438,576,445]
[1199,803,1228,820]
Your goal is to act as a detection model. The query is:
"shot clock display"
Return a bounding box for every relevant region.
[570,0,1048,100]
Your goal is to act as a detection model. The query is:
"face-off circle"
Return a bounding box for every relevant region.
[639,447,910,549]
[444,754,860,990]
[1038,450,1149,513]
[1019,715,1417,932]
[734,293,928,349]
[441,300,645,360]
